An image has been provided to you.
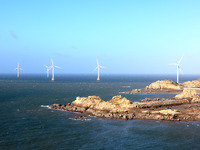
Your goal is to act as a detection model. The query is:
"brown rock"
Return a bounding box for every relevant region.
[191,98,200,103]
[146,80,182,90]
[183,79,200,88]
[135,99,189,108]
[175,89,200,99]
[49,94,200,121]
[108,95,130,107]
[126,80,183,94]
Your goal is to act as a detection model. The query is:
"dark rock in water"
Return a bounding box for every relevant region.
[74,115,89,120]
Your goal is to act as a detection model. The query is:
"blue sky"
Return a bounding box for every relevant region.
[0,0,200,74]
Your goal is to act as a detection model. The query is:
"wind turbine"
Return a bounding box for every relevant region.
[169,55,184,83]
[15,63,23,78]
[93,58,105,81]
[50,57,62,81]
[44,65,51,78]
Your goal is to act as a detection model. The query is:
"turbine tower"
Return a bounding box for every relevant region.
[44,65,51,78]
[50,57,62,81]
[169,55,184,83]
[15,63,23,78]
[94,58,105,81]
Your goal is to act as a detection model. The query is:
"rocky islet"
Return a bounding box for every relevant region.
[50,89,200,121]
[124,79,200,94]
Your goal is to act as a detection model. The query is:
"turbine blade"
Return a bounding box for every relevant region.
[44,65,48,68]
[51,57,54,65]
[100,66,106,68]
[93,66,98,72]
[55,66,62,69]
[178,55,184,64]
[96,57,99,66]
[179,67,183,74]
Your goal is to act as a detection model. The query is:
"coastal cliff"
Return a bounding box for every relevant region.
[49,89,200,121]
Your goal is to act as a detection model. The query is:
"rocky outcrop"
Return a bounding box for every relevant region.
[183,79,200,88]
[175,89,200,99]
[125,80,183,94]
[72,95,134,111]
[146,80,181,90]
[136,99,189,108]
[123,79,200,94]
[49,94,200,121]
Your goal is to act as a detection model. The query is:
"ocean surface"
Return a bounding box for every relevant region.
[0,74,200,150]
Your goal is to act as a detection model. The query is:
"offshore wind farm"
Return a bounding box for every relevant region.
[0,55,186,82]
[1,1,200,150]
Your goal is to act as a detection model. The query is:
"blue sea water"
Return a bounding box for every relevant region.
[0,74,200,150]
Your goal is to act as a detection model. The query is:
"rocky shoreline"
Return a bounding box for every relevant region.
[49,89,200,121]
[124,79,200,94]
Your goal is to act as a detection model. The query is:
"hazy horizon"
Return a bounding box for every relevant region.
[1,1,200,74]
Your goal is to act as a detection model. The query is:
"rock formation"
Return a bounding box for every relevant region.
[125,80,183,94]
[49,94,200,121]
[175,89,200,100]
[146,80,182,90]
[182,79,200,88]
[123,79,200,95]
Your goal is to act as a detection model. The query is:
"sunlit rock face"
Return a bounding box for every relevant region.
[182,79,200,88]
[175,89,200,99]
[127,80,183,94]
[145,80,182,90]
[50,93,200,121]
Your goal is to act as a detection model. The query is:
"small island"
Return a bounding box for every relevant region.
[123,79,200,94]
[50,88,200,121]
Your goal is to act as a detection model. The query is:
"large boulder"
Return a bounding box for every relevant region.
[175,89,200,99]
[182,79,200,88]
[108,95,130,107]
[72,96,104,108]
[145,80,182,90]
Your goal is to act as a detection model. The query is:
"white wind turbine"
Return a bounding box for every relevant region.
[169,55,184,83]
[50,57,62,81]
[44,65,51,78]
[15,63,23,78]
[93,58,105,81]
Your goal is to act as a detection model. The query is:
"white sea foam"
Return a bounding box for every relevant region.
[41,105,50,109]
[69,117,91,121]
[122,86,131,88]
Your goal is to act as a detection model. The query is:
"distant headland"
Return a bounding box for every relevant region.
[123,79,200,94]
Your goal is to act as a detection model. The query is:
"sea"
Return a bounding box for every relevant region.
[0,74,199,150]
